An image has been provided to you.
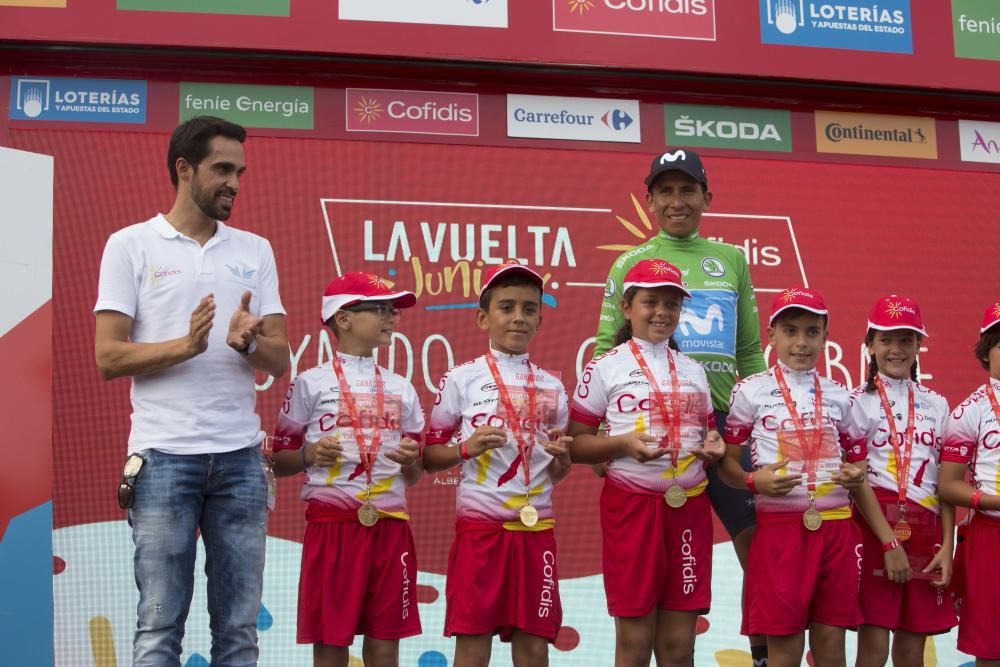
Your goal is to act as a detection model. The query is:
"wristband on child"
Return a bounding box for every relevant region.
[459,441,471,460]
[882,538,901,553]
[971,490,984,511]
[746,472,758,494]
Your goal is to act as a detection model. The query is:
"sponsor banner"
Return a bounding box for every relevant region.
[346,89,479,136]
[664,104,792,152]
[339,0,508,28]
[8,77,145,124]
[759,0,912,54]
[958,119,1000,164]
[179,83,314,130]
[814,110,936,159]
[553,0,716,41]
[953,0,1000,61]
[117,0,288,16]
[507,94,640,143]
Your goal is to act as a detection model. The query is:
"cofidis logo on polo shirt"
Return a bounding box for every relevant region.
[507,95,641,143]
[346,89,479,136]
[815,111,936,159]
[9,77,146,124]
[554,0,716,41]
[759,0,912,53]
[339,0,507,28]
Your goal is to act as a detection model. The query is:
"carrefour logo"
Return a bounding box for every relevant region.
[507,94,641,143]
[760,0,912,54]
[10,77,146,124]
[602,108,635,131]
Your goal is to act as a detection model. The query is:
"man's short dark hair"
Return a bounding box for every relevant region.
[167,116,247,188]
[478,274,543,310]
[976,328,1000,371]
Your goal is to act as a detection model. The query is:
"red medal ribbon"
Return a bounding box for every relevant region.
[484,352,537,490]
[987,380,1000,431]
[331,354,385,488]
[874,375,915,511]
[773,365,824,492]
[628,339,682,476]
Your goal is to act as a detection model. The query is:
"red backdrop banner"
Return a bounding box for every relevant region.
[12,129,996,580]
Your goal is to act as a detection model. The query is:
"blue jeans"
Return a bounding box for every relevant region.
[129,445,267,667]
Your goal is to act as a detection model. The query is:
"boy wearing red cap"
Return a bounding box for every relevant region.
[841,296,955,667]
[423,261,571,667]
[939,301,1000,665]
[271,272,425,667]
[717,288,908,667]
[569,259,724,667]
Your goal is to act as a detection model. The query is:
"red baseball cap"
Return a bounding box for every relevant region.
[622,259,692,297]
[769,287,828,326]
[867,295,928,337]
[480,260,545,293]
[321,272,416,323]
[981,301,1000,333]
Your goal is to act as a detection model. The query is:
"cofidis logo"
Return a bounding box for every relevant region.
[346,89,479,136]
[9,77,146,124]
[760,0,911,53]
[815,111,936,159]
[507,95,641,143]
[339,0,507,28]
[554,0,715,41]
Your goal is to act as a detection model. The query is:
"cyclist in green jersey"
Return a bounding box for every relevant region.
[594,149,769,666]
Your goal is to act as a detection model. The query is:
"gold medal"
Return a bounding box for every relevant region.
[519,503,539,527]
[665,483,687,508]
[803,507,823,531]
[893,520,912,542]
[358,502,379,527]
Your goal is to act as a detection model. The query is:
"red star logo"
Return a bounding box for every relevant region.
[366,273,387,290]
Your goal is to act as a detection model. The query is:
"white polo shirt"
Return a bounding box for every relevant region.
[95,214,285,455]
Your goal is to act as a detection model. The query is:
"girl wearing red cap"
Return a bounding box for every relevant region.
[568,259,724,667]
[939,301,1000,666]
[840,296,956,667]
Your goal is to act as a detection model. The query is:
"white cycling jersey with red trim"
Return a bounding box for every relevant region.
[274,352,425,519]
[724,362,860,518]
[942,380,1000,520]
[570,338,715,496]
[841,374,949,514]
[426,350,569,529]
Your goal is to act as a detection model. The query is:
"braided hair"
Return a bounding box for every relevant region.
[864,328,920,393]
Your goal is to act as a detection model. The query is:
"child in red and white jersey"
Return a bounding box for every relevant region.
[271,273,425,667]
[423,261,571,667]
[939,301,1000,665]
[568,259,724,667]
[841,296,955,667]
[717,288,909,667]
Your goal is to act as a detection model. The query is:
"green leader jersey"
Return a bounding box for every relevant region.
[594,231,767,411]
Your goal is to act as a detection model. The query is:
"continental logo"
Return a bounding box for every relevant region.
[815,111,937,159]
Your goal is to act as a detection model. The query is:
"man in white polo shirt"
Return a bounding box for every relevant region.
[94,116,290,666]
